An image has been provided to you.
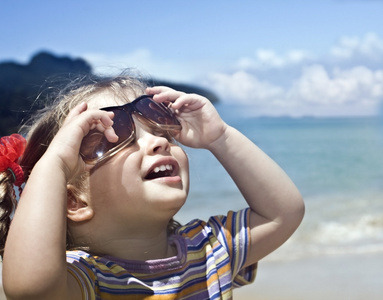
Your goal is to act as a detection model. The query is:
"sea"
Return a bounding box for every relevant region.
[175,103,383,262]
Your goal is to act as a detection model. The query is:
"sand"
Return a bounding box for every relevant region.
[234,252,383,300]
[1,252,382,299]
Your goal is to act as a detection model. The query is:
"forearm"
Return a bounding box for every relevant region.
[208,125,303,225]
[3,155,69,299]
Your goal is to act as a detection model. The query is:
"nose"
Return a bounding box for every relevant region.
[135,120,170,155]
[142,131,171,154]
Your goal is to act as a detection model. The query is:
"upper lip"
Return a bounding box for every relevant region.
[144,157,179,179]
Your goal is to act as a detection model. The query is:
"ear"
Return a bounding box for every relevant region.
[67,185,94,222]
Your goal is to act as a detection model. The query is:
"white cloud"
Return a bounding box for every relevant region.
[204,64,383,116]
[236,49,313,70]
[289,65,383,105]
[331,32,383,61]
[206,71,284,105]
[205,33,383,116]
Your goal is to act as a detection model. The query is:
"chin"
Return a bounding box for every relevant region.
[156,191,187,211]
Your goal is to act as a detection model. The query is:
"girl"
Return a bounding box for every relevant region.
[1,74,304,300]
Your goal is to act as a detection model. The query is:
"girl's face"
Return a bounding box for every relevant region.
[85,93,189,226]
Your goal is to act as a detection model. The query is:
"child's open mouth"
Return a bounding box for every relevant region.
[145,164,176,180]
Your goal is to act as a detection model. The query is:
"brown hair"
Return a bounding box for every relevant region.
[0,72,181,256]
[0,172,18,256]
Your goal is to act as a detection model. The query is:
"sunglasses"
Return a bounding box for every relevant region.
[80,95,182,164]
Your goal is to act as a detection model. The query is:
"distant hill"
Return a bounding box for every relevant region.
[0,51,218,136]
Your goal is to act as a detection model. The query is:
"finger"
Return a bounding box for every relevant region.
[74,110,115,142]
[89,111,115,133]
[99,111,115,128]
[104,126,119,143]
[146,86,174,95]
[170,93,207,111]
[63,102,88,125]
[149,89,186,105]
[92,111,118,142]
[146,86,185,100]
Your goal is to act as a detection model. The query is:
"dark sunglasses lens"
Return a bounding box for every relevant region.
[80,109,134,162]
[80,130,109,161]
[134,97,180,126]
[110,109,135,143]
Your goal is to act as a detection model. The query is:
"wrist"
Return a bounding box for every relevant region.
[32,151,72,183]
[206,123,232,154]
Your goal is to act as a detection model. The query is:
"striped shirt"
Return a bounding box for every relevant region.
[66,208,257,299]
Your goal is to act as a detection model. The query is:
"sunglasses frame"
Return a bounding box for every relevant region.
[80,95,181,165]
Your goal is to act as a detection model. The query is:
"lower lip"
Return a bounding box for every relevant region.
[150,176,182,183]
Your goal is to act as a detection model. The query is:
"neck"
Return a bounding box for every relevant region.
[103,234,175,261]
[80,221,177,261]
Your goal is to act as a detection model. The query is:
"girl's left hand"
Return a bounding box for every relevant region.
[146,86,228,149]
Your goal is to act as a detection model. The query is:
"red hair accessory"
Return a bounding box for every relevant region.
[0,134,27,186]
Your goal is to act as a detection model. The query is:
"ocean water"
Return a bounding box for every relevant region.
[175,104,383,262]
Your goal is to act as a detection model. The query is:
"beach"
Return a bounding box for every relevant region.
[233,252,383,300]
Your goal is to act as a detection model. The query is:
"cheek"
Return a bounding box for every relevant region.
[88,156,134,198]
[182,157,190,181]
[173,147,190,187]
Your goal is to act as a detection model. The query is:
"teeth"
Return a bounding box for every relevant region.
[153,164,173,173]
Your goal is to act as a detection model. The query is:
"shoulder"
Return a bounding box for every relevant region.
[178,208,250,234]
[66,250,104,276]
[66,250,93,264]
[176,208,251,249]
[67,250,91,259]
[66,250,98,299]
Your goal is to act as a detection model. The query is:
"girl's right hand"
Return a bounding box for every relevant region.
[44,103,118,181]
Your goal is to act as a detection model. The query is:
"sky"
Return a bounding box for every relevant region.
[1,0,383,117]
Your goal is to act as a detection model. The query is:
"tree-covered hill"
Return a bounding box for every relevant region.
[0,51,218,136]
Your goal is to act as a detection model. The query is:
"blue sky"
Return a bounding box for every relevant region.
[1,0,383,116]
